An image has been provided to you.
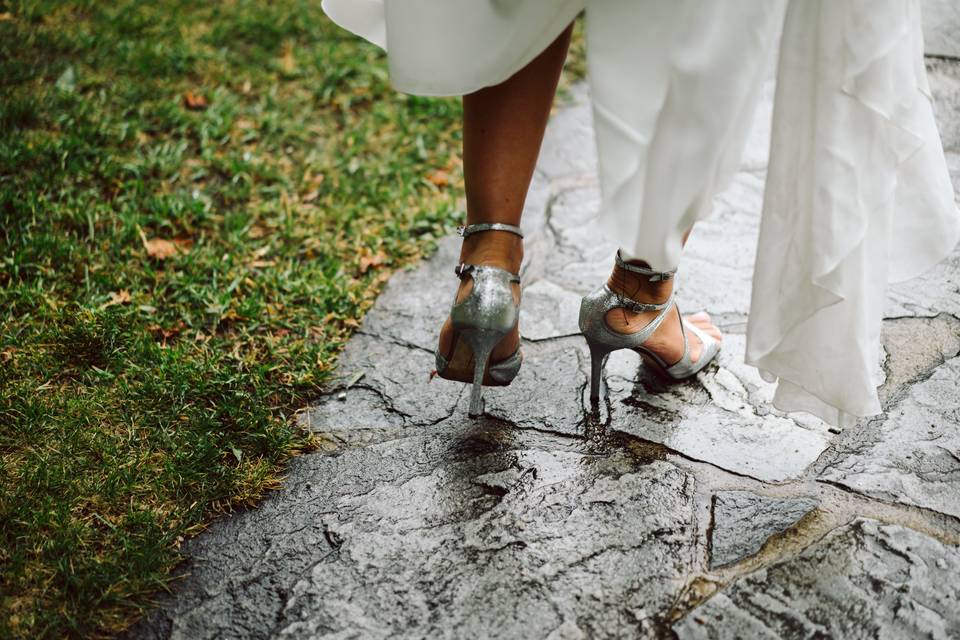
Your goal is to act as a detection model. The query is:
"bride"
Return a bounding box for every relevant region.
[322,0,959,427]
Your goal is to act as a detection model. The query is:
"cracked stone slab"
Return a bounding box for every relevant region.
[602,333,833,483]
[299,386,406,432]
[132,430,699,640]
[277,452,696,639]
[518,279,582,341]
[818,354,960,519]
[332,331,464,426]
[675,519,960,640]
[885,248,960,319]
[484,337,588,438]
[878,314,960,403]
[709,491,819,568]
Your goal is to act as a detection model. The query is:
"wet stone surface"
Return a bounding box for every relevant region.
[709,491,819,568]
[133,58,960,639]
[275,451,696,639]
[818,354,960,520]
[675,519,960,640]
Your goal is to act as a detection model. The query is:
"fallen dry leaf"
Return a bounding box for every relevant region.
[183,91,208,110]
[139,228,190,260]
[100,289,132,310]
[0,12,13,21]
[301,189,319,203]
[279,43,297,74]
[148,321,187,346]
[426,169,450,187]
[110,289,131,304]
[358,251,387,274]
[144,238,179,259]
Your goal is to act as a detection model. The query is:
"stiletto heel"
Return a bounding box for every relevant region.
[434,223,525,417]
[462,328,501,416]
[587,340,612,401]
[579,251,720,398]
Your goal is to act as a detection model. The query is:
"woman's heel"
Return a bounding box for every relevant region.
[462,328,503,417]
[433,222,525,417]
[587,340,612,401]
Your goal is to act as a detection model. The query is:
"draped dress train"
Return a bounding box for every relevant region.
[321,0,960,427]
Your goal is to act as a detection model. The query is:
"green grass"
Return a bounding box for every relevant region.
[0,2,584,637]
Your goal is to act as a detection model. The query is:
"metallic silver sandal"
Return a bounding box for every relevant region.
[578,251,720,400]
[435,223,523,417]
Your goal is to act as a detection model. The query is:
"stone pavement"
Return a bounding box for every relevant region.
[130,60,960,639]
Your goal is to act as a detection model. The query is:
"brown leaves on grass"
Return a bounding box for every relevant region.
[139,229,192,260]
[100,290,132,310]
[301,172,325,203]
[183,91,208,111]
[279,41,297,75]
[426,154,462,189]
[425,169,450,188]
[357,248,387,274]
[147,321,189,349]
[358,253,385,274]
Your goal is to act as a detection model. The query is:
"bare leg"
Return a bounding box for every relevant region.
[438,25,573,365]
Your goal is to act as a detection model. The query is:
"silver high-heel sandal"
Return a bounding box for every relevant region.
[579,251,720,400]
[435,223,523,417]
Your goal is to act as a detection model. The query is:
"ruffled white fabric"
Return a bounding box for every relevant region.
[321,0,583,97]
[321,0,960,427]
[747,0,960,427]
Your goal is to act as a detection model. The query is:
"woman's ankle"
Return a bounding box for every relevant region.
[459,233,523,274]
[607,262,673,304]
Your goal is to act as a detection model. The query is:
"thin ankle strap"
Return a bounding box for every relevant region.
[615,250,676,282]
[458,223,524,239]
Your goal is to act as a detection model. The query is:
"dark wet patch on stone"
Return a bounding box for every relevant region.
[708,491,819,568]
[273,451,697,639]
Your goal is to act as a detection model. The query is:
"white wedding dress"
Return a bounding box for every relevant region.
[322,0,960,427]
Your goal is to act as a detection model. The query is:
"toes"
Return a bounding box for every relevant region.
[687,318,723,342]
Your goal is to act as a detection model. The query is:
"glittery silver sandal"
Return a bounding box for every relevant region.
[578,251,720,400]
[435,223,523,417]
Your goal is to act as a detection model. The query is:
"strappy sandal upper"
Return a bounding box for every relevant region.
[435,222,525,415]
[579,251,720,398]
